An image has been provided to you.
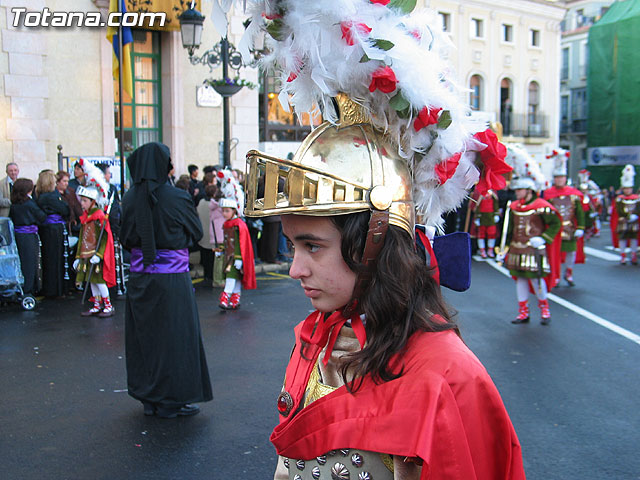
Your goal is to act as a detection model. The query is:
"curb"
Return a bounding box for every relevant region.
[255,262,292,274]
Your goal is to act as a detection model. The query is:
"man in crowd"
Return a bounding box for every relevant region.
[1,162,19,217]
[68,161,86,191]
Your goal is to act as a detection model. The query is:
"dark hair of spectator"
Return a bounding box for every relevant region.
[202,172,215,187]
[205,183,220,200]
[10,178,34,204]
[56,170,70,182]
[203,165,217,175]
[188,164,198,175]
[96,163,110,173]
[175,178,190,191]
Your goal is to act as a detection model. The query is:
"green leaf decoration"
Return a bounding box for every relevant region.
[437,110,452,130]
[359,53,370,63]
[371,38,395,51]
[389,92,411,119]
[266,18,285,41]
[388,0,417,14]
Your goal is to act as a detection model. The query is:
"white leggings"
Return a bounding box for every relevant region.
[224,278,242,294]
[516,277,547,302]
[622,239,639,252]
[90,283,109,298]
[565,251,576,267]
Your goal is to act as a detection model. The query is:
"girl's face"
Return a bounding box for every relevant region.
[222,207,236,220]
[282,215,357,313]
[515,188,531,201]
[56,176,69,192]
[80,197,94,212]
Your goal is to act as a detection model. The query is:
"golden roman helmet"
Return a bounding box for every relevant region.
[244,94,415,236]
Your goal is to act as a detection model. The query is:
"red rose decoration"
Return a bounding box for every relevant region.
[435,152,462,185]
[217,171,225,179]
[370,0,391,5]
[340,21,372,46]
[287,72,297,82]
[413,106,442,132]
[473,129,511,196]
[368,66,397,94]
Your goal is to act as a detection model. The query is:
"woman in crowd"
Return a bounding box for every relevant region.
[36,169,71,297]
[10,178,46,295]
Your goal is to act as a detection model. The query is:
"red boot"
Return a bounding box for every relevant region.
[620,253,627,265]
[229,293,241,310]
[564,268,574,286]
[99,297,114,317]
[512,301,529,324]
[82,297,102,317]
[539,299,551,325]
[479,248,487,259]
[219,291,230,310]
[632,253,638,265]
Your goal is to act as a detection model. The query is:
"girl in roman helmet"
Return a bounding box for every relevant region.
[611,164,639,264]
[221,1,527,478]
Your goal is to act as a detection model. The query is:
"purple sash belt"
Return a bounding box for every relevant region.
[15,225,38,234]
[130,248,189,274]
[44,214,65,225]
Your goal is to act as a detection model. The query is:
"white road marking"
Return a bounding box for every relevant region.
[584,246,621,262]
[484,259,640,346]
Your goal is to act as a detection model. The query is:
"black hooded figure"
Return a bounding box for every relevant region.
[120,142,212,418]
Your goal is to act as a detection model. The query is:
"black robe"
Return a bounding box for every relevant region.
[121,143,212,408]
[10,199,46,294]
[37,191,70,297]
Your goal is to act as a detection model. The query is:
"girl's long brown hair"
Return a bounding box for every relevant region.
[331,211,457,391]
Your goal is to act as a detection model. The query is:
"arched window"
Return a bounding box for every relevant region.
[528,81,540,124]
[469,75,483,110]
[500,78,513,135]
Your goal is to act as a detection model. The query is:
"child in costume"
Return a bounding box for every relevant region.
[501,145,562,325]
[73,160,116,317]
[470,187,500,258]
[219,196,256,310]
[577,169,602,239]
[542,149,585,286]
[611,164,639,264]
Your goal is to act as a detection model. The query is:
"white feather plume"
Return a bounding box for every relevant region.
[77,158,110,208]
[228,0,490,224]
[506,144,549,192]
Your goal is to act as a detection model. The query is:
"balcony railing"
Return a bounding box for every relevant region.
[559,118,587,135]
[500,112,550,138]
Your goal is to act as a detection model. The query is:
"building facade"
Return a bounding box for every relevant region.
[559,0,614,179]
[424,0,566,178]
[1,0,259,181]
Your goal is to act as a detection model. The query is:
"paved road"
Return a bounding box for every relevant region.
[1,233,638,479]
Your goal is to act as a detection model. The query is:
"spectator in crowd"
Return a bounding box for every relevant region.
[56,171,83,237]
[208,183,225,287]
[10,178,46,295]
[187,164,202,199]
[121,142,212,419]
[96,163,122,238]
[175,176,190,191]
[36,170,71,298]
[167,164,176,186]
[196,181,216,281]
[1,162,19,217]
[194,172,215,207]
[68,161,85,191]
[202,165,218,176]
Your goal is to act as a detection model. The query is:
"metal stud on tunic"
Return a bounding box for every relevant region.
[351,453,363,468]
[296,460,305,471]
[317,455,327,465]
[331,462,350,480]
[358,472,372,480]
[293,475,302,480]
[340,449,350,456]
[284,458,290,469]
[312,466,321,479]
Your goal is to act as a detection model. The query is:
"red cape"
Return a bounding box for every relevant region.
[510,197,562,289]
[224,217,256,290]
[543,187,585,263]
[610,194,640,248]
[271,317,525,480]
[80,209,116,288]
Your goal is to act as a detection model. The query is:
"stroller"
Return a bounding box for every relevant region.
[0,217,37,310]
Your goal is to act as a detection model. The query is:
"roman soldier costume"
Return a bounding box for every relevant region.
[233,0,525,478]
[611,165,639,265]
[73,159,116,317]
[542,149,585,286]
[470,188,500,258]
[503,144,562,325]
[578,169,602,239]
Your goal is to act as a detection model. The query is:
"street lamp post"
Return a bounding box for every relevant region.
[179,5,244,169]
